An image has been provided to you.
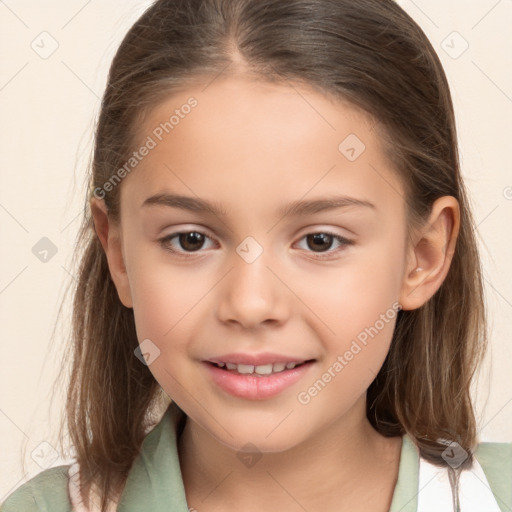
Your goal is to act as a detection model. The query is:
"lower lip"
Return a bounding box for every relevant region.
[203,361,316,400]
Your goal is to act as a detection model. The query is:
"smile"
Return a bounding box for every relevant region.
[211,361,310,375]
[204,360,316,400]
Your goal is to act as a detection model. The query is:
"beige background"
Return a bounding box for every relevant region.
[1,0,511,500]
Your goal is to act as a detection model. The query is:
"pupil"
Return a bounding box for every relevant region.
[180,232,204,251]
[307,233,332,252]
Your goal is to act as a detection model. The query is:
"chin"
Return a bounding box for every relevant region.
[210,424,304,454]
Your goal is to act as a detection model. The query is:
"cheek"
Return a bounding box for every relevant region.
[128,261,206,396]
[127,253,207,352]
[299,242,403,340]
[296,275,400,415]
[294,240,403,397]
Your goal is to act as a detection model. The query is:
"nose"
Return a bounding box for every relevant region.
[215,245,290,329]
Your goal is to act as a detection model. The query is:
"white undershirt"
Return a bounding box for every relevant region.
[417,456,502,511]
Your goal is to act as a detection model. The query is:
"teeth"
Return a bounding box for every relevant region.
[255,364,273,375]
[237,364,255,374]
[216,361,302,374]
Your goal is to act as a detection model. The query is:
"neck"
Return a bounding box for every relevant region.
[177,396,402,512]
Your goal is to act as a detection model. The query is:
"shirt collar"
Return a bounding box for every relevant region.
[118,401,419,512]
[118,401,189,511]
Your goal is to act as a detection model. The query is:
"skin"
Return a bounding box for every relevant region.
[91,75,460,511]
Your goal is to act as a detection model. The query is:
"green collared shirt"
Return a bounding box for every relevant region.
[2,402,511,511]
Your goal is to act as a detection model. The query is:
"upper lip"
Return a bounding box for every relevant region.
[205,352,315,366]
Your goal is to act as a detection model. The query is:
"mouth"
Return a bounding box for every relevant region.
[203,359,317,400]
[206,359,315,376]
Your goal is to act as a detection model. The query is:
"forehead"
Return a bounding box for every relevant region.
[121,75,405,219]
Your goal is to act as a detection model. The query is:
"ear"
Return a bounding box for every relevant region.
[399,196,460,311]
[90,197,133,308]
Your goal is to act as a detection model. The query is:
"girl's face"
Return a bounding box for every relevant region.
[102,75,415,451]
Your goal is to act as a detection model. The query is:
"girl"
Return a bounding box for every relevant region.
[2,0,511,511]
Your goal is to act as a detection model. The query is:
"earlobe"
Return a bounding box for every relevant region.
[399,196,460,311]
[90,198,133,308]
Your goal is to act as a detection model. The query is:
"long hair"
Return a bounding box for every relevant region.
[55,0,486,509]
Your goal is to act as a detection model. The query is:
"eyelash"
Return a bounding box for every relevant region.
[158,229,354,259]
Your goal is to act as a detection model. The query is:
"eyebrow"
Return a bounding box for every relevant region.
[141,193,376,218]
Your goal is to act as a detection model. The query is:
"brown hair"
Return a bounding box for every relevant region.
[52,0,486,509]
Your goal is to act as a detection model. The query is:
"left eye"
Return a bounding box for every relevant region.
[295,232,354,256]
[158,230,353,256]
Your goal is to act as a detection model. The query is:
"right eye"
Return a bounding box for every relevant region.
[158,230,217,256]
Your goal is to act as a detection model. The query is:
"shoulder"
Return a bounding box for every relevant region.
[0,465,72,512]
[474,440,512,507]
